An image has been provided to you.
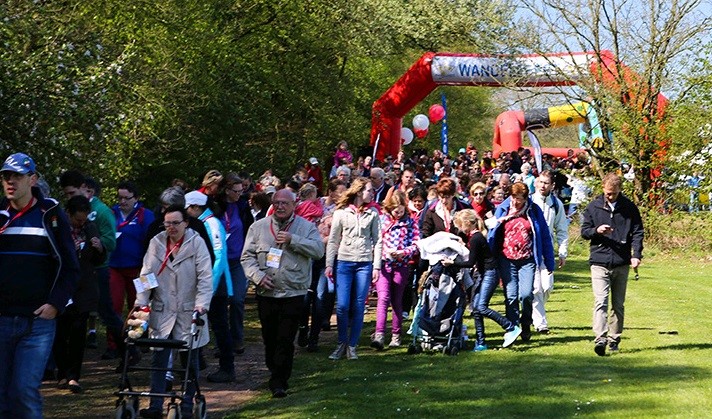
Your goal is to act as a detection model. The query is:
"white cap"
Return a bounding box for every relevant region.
[264,185,277,195]
[184,190,207,208]
[309,157,319,165]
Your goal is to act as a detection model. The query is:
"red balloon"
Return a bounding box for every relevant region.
[429,104,445,123]
[414,128,429,139]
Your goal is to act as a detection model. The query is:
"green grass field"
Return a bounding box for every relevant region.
[233,244,712,418]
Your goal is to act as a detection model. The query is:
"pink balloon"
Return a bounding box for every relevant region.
[414,128,428,139]
[429,104,445,123]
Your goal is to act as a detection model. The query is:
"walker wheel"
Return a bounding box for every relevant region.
[194,395,208,419]
[166,403,181,419]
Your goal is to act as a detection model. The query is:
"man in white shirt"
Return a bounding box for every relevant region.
[530,170,569,334]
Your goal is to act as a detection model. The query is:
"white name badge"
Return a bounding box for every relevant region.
[266,247,283,269]
[133,273,159,293]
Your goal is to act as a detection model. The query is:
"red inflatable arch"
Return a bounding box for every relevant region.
[370,50,668,160]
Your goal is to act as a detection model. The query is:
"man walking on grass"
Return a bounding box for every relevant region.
[581,173,643,356]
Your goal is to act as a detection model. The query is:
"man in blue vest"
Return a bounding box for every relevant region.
[0,153,80,417]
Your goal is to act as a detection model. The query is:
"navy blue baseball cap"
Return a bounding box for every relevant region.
[1,153,36,175]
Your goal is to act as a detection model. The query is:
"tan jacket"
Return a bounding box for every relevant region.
[326,206,382,269]
[241,214,324,298]
[136,229,213,349]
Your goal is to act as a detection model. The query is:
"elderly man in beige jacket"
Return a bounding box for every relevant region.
[241,188,324,398]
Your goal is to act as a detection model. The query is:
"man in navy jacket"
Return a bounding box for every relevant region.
[0,153,80,417]
[581,173,643,356]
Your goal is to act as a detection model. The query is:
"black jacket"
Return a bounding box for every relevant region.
[581,193,644,268]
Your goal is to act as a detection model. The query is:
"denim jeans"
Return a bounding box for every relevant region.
[335,260,372,347]
[0,316,56,418]
[228,260,248,347]
[315,262,336,334]
[473,268,514,345]
[149,348,199,412]
[499,257,536,327]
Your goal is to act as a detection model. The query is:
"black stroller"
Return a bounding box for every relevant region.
[114,309,207,419]
[408,262,468,356]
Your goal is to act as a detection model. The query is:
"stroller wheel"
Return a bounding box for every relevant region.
[193,395,208,419]
[449,346,460,356]
[166,403,181,419]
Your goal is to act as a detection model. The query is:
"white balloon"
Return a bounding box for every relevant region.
[401,127,414,145]
[413,114,429,131]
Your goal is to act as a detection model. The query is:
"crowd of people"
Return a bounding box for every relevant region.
[0,142,645,417]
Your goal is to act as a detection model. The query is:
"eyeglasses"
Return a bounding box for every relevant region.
[163,220,185,227]
[272,201,293,207]
[228,187,242,194]
[472,192,485,196]
[117,195,135,201]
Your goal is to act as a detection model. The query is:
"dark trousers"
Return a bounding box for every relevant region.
[301,257,326,342]
[256,295,303,392]
[208,280,234,373]
[53,306,89,382]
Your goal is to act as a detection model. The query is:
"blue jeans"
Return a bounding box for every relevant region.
[335,261,372,347]
[229,260,248,347]
[0,316,56,418]
[150,348,199,412]
[473,268,515,345]
[499,257,536,328]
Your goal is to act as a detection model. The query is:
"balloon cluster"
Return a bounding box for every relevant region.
[400,104,446,145]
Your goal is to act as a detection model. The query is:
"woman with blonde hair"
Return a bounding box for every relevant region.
[325,178,382,360]
[371,190,419,350]
[446,210,521,351]
[469,182,494,220]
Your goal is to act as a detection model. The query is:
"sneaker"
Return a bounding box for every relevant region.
[520,325,532,342]
[233,342,246,355]
[388,335,401,348]
[297,327,308,348]
[328,343,347,360]
[139,407,163,419]
[502,325,522,348]
[609,341,619,352]
[207,369,236,383]
[86,331,98,349]
[402,311,410,320]
[537,327,551,335]
[347,346,358,360]
[594,341,607,356]
[472,344,488,352]
[370,333,385,350]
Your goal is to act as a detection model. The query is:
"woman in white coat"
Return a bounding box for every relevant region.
[135,205,213,419]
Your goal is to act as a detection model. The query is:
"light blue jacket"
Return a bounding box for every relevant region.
[199,208,233,296]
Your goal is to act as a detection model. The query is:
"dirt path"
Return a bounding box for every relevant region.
[41,296,329,418]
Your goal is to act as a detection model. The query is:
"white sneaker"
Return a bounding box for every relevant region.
[346,346,358,360]
[329,343,347,360]
[402,311,409,320]
[388,335,401,348]
[502,326,522,348]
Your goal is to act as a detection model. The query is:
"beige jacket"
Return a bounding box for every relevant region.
[241,214,324,298]
[326,206,382,269]
[136,229,213,349]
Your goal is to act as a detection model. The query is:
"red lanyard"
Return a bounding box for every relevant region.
[157,236,184,276]
[442,206,451,233]
[0,198,36,235]
[117,207,139,230]
[269,219,293,241]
